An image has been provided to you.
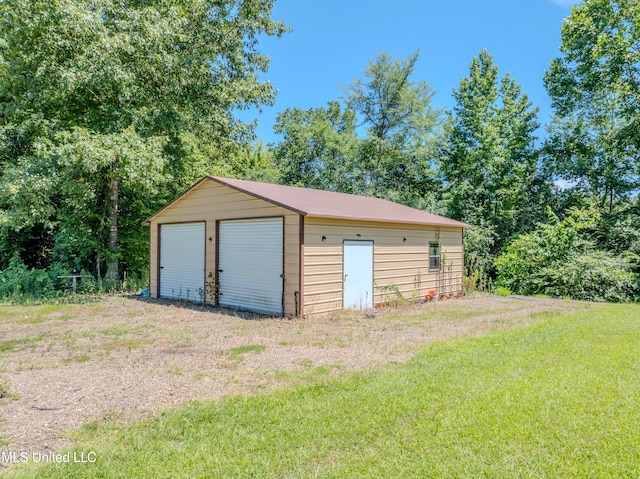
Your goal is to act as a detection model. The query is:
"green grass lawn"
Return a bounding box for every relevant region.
[6,303,640,478]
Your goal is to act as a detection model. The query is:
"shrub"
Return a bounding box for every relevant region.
[464,224,496,278]
[463,270,492,295]
[495,207,638,302]
[0,254,61,300]
[535,251,636,303]
[494,287,511,297]
[0,254,146,303]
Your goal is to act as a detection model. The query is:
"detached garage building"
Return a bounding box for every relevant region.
[144,176,469,317]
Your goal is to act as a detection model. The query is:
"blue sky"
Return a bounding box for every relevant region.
[242,0,579,144]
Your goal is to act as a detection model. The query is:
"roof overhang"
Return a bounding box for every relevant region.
[143,176,472,229]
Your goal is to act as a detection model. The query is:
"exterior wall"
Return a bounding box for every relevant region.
[148,180,300,317]
[302,217,464,316]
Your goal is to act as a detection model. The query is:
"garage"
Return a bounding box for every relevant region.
[159,222,205,302]
[145,176,469,317]
[218,218,283,315]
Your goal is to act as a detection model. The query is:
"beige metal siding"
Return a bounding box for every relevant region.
[148,180,300,317]
[303,218,464,316]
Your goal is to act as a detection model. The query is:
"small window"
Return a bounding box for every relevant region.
[429,242,441,270]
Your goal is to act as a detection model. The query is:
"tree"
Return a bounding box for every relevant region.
[544,0,640,209]
[0,0,286,279]
[270,51,445,209]
[544,0,640,142]
[341,50,445,204]
[2,128,166,278]
[442,50,541,257]
[272,101,358,191]
[543,96,637,212]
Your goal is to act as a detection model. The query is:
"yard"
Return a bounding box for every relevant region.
[1,296,638,477]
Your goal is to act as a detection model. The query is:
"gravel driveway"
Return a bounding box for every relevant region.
[0,295,586,467]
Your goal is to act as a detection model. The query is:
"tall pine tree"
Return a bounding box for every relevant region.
[443,50,540,248]
[442,50,541,275]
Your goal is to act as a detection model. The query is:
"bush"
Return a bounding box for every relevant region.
[494,287,511,297]
[464,224,496,278]
[0,254,147,303]
[495,207,638,302]
[0,254,62,301]
[535,252,636,303]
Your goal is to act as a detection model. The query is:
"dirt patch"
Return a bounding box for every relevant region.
[0,295,593,464]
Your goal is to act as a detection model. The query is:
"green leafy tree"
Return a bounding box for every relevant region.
[443,50,541,259]
[271,51,445,209]
[544,0,640,145]
[341,50,445,205]
[0,0,286,279]
[543,98,637,212]
[544,0,640,210]
[273,101,357,191]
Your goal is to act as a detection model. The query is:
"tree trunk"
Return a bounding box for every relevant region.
[105,177,120,282]
[96,251,102,288]
[609,189,614,214]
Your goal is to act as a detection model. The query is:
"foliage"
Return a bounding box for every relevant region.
[538,0,640,303]
[342,50,445,204]
[544,0,640,211]
[0,254,147,304]
[229,142,281,184]
[599,200,640,258]
[463,270,488,295]
[494,286,511,297]
[8,303,640,478]
[273,101,357,191]
[536,251,636,302]
[343,52,442,202]
[0,254,64,301]
[544,0,640,148]
[495,207,637,302]
[0,0,286,280]
[543,98,637,212]
[463,222,496,281]
[272,50,446,210]
[1,128,165,277]
[442,50,542,251]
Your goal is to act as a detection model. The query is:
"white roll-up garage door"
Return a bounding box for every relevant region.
[218,218,283,315]
[159,222,205,302]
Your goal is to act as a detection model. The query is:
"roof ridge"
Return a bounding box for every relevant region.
[208,176,470,228]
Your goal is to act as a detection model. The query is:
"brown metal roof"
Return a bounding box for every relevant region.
[204,176,470,228]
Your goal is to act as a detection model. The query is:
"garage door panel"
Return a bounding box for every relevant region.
[218,218,283,315]
[160,223,205,302]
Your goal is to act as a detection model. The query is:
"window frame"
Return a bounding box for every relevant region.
[429,241,441,271]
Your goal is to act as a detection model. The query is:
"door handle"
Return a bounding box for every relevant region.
[344,274,348,281]
[218,269,223,273]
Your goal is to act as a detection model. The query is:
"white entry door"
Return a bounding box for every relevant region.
[343,240,374,310]
[218,218,283,315]
[159,222,205,302]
